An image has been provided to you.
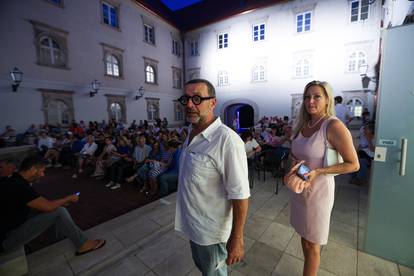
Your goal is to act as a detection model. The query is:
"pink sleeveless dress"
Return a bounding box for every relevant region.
[290,117,336,245]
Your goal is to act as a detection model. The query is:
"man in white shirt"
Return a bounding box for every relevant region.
[72,134,97,178]
[334,96,352,125]
[175,79,250,275]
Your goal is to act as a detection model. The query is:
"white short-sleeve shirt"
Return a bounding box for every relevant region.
[175,117,250,245]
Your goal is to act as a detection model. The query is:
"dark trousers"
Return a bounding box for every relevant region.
[108,159,133,183]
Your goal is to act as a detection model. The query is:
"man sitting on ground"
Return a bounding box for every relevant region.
[0,156,105,255]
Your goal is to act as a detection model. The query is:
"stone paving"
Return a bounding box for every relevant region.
[27,174,414,276]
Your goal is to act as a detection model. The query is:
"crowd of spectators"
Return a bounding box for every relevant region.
[1,118,185,196]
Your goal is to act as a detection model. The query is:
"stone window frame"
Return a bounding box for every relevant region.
[173,100,184,121]
[217,70,229,86]
[143,57,158,85]
[350,0,370,23]
[347,50,367,73]
[187,68,201,81]
[141,15,156,46]
[101,43,124,79]
[39,89,74,127]
[171,32,181,57]
[100,0,121,30]
[217,32,229,49]
[251,59,267,83]
[106,94,126,123]
[189,40,199,56]
[146,98,160,122]
[172,67,182,89]
[30,20,69,70]
[292,50,314,79]
[252,22,266,42]
[296,11,312,33]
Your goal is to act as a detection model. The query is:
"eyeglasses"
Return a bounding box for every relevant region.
[178,95,215,106]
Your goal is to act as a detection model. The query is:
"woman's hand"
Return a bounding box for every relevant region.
[303,169,322,185]
[284,161,310,192]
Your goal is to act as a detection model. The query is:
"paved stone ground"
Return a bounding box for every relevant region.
[26,173,414,276]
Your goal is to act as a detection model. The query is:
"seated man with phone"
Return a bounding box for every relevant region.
[0,156,105,256]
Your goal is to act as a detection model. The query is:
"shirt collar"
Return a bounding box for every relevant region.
[190,117,222,143]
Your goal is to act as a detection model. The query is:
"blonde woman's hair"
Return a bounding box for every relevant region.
[293,80,336,138]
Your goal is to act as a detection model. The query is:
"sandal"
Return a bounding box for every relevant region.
[75,239,106,256]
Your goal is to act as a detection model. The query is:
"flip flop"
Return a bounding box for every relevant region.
[75,239,106,256]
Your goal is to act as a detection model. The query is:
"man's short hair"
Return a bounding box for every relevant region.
[19,156,47,172]
[334,96,343,103]
[185,79,216,97]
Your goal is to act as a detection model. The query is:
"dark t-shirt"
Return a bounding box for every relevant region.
[0,173,39,242]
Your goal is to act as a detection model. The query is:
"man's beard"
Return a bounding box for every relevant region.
[186,109,201,124]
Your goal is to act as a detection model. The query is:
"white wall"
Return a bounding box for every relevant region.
[184,0,382,123]
[383,0,414,27]
[0,0,184,132]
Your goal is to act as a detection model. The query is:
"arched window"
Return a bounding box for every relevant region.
[146,65,155,83]
[218,71,229,86]
[295,59,310,77]
[47,100,70,126]
[106,54,120,76]
[348,51,366,72]
[40,36,65,66]
[110,102,122,122]
[346,97,363,117]
[252,65,265,81]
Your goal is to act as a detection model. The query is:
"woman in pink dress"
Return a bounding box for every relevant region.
[284,81,359,276]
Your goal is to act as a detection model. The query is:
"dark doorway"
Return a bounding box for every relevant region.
[224,103,254,132]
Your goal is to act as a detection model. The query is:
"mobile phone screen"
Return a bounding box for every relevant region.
[297,163,311,180]
[75,192,80,196]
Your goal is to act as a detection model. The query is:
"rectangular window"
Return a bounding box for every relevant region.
[252,64,266,82]
[174,101,184,121]
[172,68,182,89]
[297,12,312,33]
[351,0,369,22]
[252,23,265,42]
[102,2,118,28]
[147,100,159,121]
[218,71,229,86]
[190,40,199,56]
[144,24,155,44]
[218,33,228,49]
[172,39,180,56]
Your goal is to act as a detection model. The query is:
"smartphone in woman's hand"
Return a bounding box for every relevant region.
[297,163,311,181]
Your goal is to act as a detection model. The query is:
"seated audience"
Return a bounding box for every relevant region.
[91,137,117,178]
[72,134,97,178]
[105,138,132,190]
[0,156,105,255]
[241,131,262,159]
[159,140,181,196]
[37,131,55,156]
[44,135,65,168]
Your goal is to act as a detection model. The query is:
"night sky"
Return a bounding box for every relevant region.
[161,0,203,11]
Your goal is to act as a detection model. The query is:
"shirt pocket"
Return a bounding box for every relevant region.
[188,153,219,184]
